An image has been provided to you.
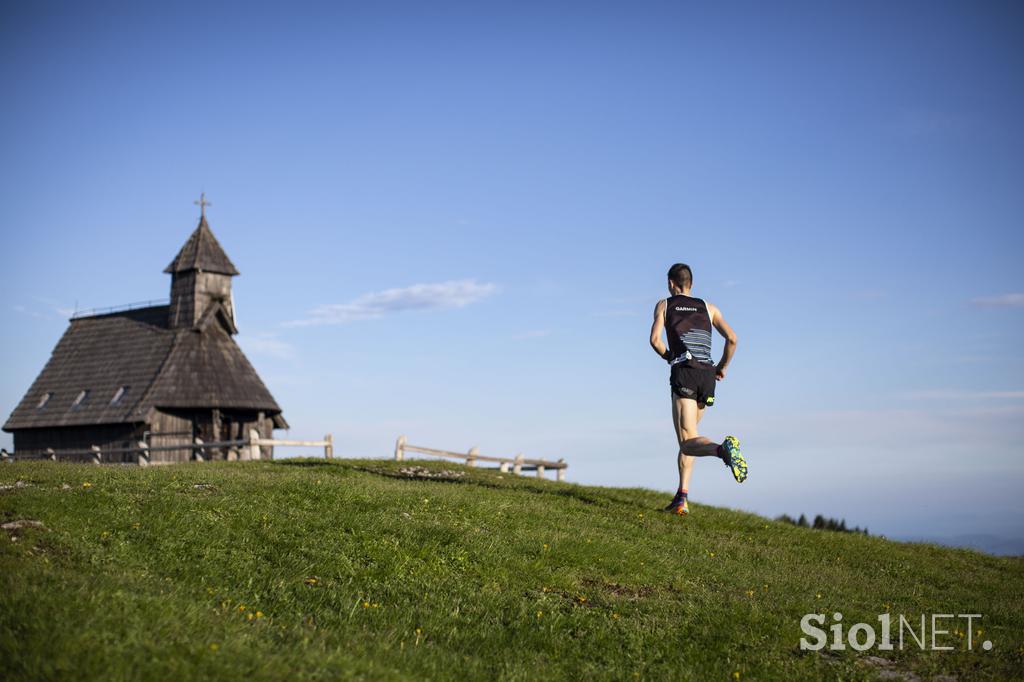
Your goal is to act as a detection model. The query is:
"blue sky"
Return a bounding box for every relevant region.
[2,1,1022,552]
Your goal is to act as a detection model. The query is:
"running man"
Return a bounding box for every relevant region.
[649,263,747,515]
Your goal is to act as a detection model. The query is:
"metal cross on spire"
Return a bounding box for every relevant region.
[194,192,212,219]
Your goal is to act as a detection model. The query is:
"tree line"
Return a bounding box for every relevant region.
[777,513,869,535]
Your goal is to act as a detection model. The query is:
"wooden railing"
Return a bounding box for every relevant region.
[394,435,567,482]
[0,430,333,466]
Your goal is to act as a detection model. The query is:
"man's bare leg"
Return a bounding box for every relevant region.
[676,396,723,459]
[676,395,749,483]
[672,395,707,491]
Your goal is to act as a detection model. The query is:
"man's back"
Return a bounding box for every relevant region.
[664,294,715,368]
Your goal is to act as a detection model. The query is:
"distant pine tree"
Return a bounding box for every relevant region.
[777,513,870,537]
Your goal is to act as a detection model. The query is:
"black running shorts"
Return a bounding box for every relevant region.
[670,364,717,407]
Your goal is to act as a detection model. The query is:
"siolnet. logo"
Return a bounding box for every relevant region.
[800,612,993,652]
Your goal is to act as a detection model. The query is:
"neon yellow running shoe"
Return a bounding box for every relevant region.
[721,436,748,483]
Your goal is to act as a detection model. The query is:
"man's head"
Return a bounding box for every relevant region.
[667,263,693,294]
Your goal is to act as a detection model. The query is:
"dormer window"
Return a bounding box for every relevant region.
[71,390,90,410]
[36,392,52,409]
[110,386,129,405]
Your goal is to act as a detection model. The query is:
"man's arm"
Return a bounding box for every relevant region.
[707,302,737,380]
[649,300,670,361]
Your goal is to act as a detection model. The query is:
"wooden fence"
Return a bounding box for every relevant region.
[0,430,333,466]
[394,435,567,482]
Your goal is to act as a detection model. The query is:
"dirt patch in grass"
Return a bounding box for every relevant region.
[582,578,656,600]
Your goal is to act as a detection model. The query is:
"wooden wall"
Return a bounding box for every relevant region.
[168,271,234,329]
[149,408,275,462]
[11,409,278,463]
[12,423,142,463]
[148,409,195,463]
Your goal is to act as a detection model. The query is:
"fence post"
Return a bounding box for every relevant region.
[556,459,566,482]
[513,453,524,475]
[324,434,333,460]
[46,448,57,462]
[395,435,406,461]
[248,429,262,461]
[90,445,102,465]
[467,446,479,467]
[536,464,546,479]
[137,441,150,467]
[193,437,205,462]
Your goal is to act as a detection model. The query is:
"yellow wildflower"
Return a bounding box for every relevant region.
[209,643,220,652]
[82,482,92,488]
[238,604,246,612]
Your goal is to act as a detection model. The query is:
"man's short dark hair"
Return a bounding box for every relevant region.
[667,263,692,289]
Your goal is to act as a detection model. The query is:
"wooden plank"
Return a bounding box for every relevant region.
[258,439,330,447]
[403,444,567,468]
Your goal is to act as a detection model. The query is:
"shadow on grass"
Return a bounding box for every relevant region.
[275,459,344,468]
[349,464,633,508]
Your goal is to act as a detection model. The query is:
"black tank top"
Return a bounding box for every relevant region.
[665,294,715,368]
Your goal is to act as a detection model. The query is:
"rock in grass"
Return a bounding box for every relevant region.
[2,519,47,531]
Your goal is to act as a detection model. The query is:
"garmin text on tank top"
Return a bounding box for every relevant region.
[664,295,715,368]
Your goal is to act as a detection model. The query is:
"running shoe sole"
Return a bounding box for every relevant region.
[722,435,748,483]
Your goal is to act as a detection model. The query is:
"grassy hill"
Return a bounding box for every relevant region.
[2,459,1022,681]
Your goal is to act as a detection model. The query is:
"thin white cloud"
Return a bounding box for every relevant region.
[971,293,1024,308]
[13,304,47,319]
[240,333,296,360]
[17,297,78,319]
[285,279,497,327]
[593,309,641,318]
[513,330,550,340]
[900,389,1024,401]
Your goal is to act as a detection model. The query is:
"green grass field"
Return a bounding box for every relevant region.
[2,459,1022,681]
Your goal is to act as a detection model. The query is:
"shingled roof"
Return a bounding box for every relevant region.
[2,307,285,432]
[164,216,240,276]
[3,307,175,430]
